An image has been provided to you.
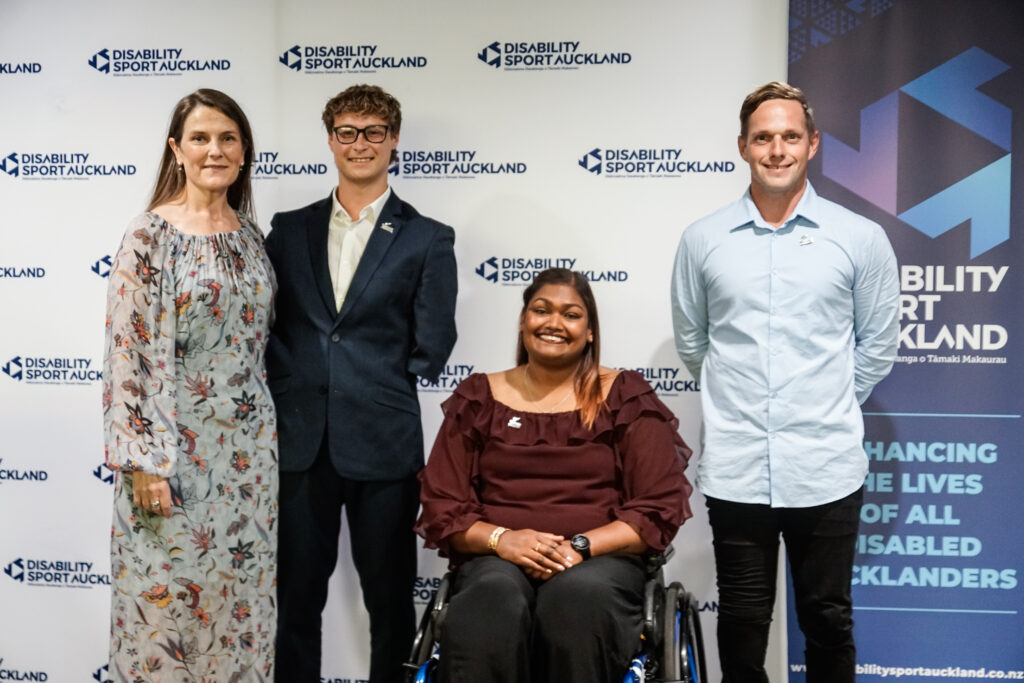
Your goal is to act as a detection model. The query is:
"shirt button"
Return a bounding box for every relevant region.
[331,333,340,343]
[770,391,778,398]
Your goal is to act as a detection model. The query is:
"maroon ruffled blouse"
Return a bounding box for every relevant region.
[415,371,693,560]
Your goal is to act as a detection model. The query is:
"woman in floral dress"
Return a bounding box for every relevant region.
[102,89,277,682]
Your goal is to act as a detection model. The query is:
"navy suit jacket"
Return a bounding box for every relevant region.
[265,191,458,479]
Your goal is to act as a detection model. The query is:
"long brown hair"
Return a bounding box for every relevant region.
[147,89,255,217]
[516,268,604,429]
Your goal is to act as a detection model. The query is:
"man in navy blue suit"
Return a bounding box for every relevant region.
[266,84,458,683]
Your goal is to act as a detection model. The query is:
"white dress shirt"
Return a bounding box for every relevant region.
[327,187,391,311]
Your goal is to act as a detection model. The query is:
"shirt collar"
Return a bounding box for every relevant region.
[331,186,392,225]
[734,181,823,232]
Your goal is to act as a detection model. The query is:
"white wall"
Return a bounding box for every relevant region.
[0,1,790,679]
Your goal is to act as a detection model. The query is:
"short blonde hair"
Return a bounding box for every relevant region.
[739,81,816,139]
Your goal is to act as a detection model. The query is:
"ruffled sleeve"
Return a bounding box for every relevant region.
[415,373,493,555]
[609,371,693,552]
[102,214,179,475]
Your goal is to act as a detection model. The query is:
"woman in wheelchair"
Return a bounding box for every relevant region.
[415,267,693,683]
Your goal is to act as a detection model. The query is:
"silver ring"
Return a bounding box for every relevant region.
[150,500,161,508]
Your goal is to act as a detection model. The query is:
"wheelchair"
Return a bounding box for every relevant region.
[405,549,706,683]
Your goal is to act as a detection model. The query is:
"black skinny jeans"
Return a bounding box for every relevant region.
[707,487,863,683]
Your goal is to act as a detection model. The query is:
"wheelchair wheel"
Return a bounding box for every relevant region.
[661,583,706,683]
[406,573,452,680]
[679,590,706,683]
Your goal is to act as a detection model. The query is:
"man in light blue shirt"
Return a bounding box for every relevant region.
[671,82,899,682]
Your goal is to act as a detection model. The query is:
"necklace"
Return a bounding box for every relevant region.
[522,365,575,413]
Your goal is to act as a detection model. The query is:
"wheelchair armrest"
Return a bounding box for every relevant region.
[431,572,452,632]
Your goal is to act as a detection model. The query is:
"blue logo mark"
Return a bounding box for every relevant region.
[91,255,112,278]
[2,356,23,381]
[4,558,24,582]
[93,464,114,485]
[388,160,399,176]
[88,48,110,73]
[279,45,301,71]
[579,148,602,174]
[93,664,110,682]
[823,47,1011,258]
[0,152,18,177]
[475,257,498,283]
[477,42,501,68]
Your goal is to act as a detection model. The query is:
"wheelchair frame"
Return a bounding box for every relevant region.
[405,552,706,683]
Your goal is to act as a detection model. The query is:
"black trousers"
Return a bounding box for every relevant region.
[439,554,646,683]
[275,442,419,683]
[706,487,863,683]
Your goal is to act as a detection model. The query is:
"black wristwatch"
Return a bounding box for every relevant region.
[570,534,591,560]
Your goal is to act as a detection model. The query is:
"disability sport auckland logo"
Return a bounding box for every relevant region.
[0,458,50,485]
[0,59,41,74]
[0,655,48,683]
[3,556,109,588]
[0,152,18,177]
[2,356,22,380]
[822,47,1011,258]
[418,363,475,392]
[0,264,45,279]
[91,255,112,278]
[389,149,527,179]
[3,354,102,385]
[478,40,632,71]
[621,367,701,396]
[278,44,426,73]
[1,150,135,180]
[578,147,735,177]
[88,47,230,75]
[251,151,328,180]
[475,256,628,286]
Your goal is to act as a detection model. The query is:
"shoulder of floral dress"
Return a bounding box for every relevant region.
[238,213,268,243]
[117,212,175,252]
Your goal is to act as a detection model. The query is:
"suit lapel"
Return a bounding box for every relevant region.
[335,191,403,326]
[305,195,336,316]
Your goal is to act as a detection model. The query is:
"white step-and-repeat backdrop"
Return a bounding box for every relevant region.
[0,1,789,680]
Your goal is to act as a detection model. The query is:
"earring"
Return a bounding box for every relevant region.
[177,164,183,173]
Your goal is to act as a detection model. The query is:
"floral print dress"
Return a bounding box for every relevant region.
[103,212,277,682]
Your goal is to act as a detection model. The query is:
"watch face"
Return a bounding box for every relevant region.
[571,534,590,557]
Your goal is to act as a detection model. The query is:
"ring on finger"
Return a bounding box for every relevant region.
[534,542,541,552]
[150,500,161,508]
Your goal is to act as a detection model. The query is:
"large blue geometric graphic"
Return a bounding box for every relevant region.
[898,154,1011,258]
[900,46,1011,152]
[822,46,1012,258]
[822,91,898,213]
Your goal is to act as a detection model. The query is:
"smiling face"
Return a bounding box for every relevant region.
[519,283,594,368]
[738,98,820,201]
[328,111,398,192]
[168,105,245,196]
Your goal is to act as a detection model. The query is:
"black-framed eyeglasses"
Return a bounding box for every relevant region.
[332,124,390,144]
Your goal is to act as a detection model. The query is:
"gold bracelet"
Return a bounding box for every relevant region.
[487,526,508,552]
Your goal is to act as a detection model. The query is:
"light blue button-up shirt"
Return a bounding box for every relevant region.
[671,183,899,507]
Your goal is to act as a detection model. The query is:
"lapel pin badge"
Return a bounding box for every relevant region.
[799,235,813,246]
[381,222,394,233]
[507,416,522,429]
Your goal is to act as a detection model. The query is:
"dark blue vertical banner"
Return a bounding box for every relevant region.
[787,0,1023,680]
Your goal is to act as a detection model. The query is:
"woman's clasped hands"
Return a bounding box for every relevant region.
[494,528,583,580]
